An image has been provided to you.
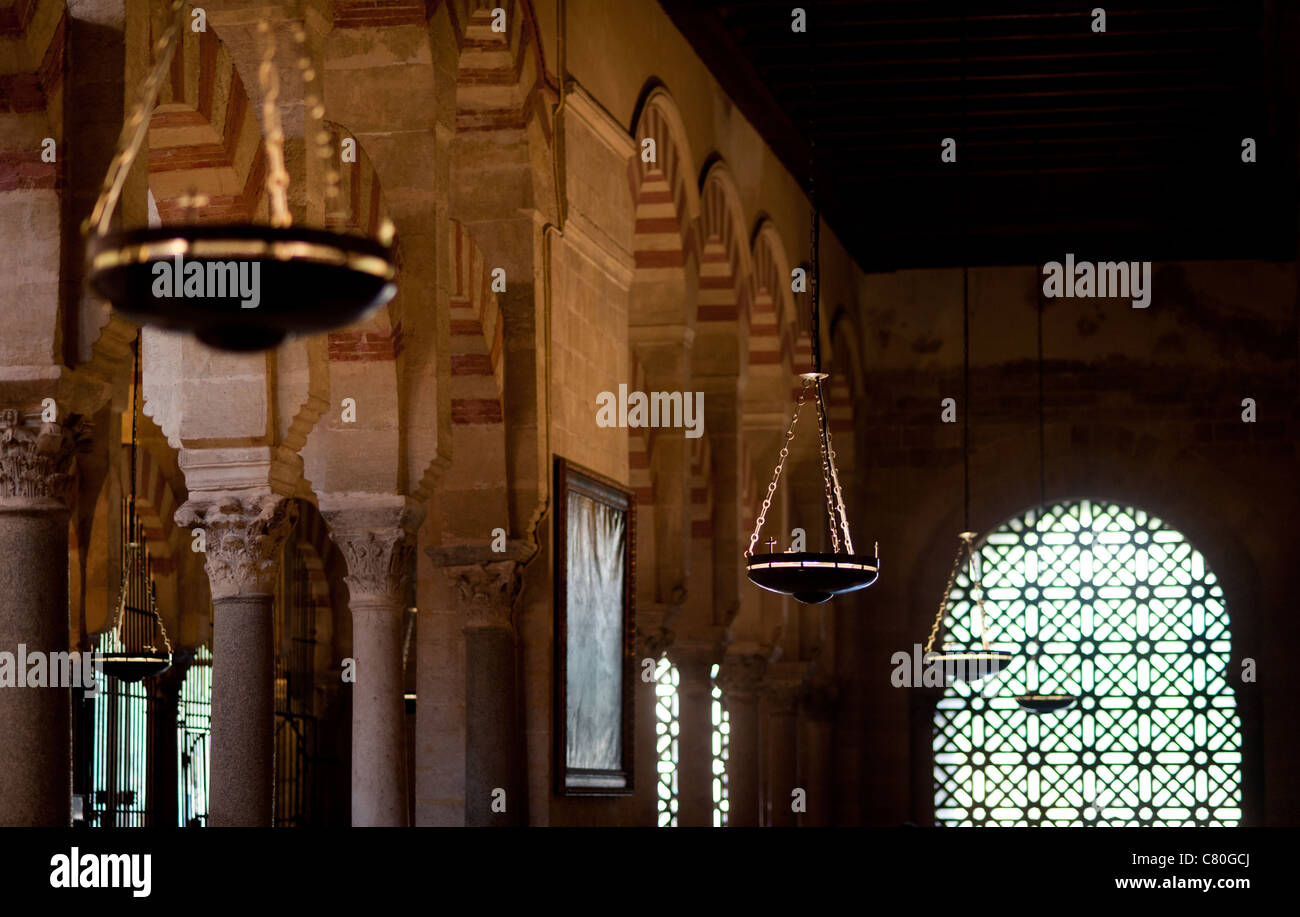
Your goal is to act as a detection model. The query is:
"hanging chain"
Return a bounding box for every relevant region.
[813,379,840,553]
[820,388,855,554]
[85,0,187,237]
[746,379,810,556]
[925,533,973,655]
[970,543,992,650]
[257,19,293,228]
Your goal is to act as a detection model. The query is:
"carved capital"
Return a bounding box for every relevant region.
[762,678,803,712]
[332,528,417,606]
[320,496,424,607]
[175,493,298,599]
[717,653,767,700]
[442,561,522,630]
[0,411,87,508]
[635,626,675,661]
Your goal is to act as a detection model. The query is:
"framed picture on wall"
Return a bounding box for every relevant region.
[554,457,636,796]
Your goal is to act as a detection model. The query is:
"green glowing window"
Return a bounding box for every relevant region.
[933,499,1243,826]
[655,656,679,827]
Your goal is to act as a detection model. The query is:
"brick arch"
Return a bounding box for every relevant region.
[146,3,265,224]
[431,220,510,547]
[0,0,64,189]
[449,0,554,143]
[448,218,504,421]
[321,127,402,364]
[628,85,700,282]
[696,161,754,377]
[322,120,391,240]
[749,220,796,376]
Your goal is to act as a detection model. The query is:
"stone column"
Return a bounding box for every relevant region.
[439,556,524,827]
[717,653,765,827]
[175,493,296,827]
[673,644,716,827]
[763,679,801,827]
[322,499,422,827]
[797,683,837,827]
[0,413,83,826]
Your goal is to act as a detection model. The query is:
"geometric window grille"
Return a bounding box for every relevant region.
[710,663,729,827]
[87,650,156,827]
[655,655,680,827]
[934,499,1243,827]
[177,645,212,827]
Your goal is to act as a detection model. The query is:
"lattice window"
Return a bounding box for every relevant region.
[711,663,730,827]
[933,499,1242,826]
[177,645,212,827]
[655,656,680,826]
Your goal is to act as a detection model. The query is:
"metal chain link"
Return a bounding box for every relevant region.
[257,19,293,228]
[746,379,811,556]
[815,383,841,554]
[924,532,986,655]
[85,0,187,237]
[822,417,854,554]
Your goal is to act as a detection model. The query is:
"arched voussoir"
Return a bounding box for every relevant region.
[629,85,700,281]
[146,3,265,224]
[695,161,754,379]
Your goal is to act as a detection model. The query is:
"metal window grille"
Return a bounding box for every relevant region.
[711,663,730,827]
[933,499,1243,826]
[655,656,680,827]
[177,645,212,826]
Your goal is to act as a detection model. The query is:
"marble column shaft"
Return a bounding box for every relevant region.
[325,504,422,828]
[0,416,82,826]
[175,493,296,827]
[444,560,523,827]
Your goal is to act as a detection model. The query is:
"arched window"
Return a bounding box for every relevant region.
[933,499,1243,826]
[655,656,680,826]
[711,663,730,826]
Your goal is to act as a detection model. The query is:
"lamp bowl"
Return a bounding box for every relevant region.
[87,224,397,352]
[746,551,879,605]
[1015,693,1077,714]
[922,648,1015,686]
[97,652,172,683]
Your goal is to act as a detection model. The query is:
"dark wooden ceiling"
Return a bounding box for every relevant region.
[659,0,1299,272]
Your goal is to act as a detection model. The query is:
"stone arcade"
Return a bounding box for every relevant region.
[0,0,1294,831]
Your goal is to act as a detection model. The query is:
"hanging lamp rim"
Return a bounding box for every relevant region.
[745,550,880,605]
[1014,692,1078,713]
[87,223,396,280]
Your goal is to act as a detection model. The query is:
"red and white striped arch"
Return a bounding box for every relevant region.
[146,4,265,224]
[697,162,754,374]
[749,219,797,380]
[448,218,505,426]
[629,87,700,280]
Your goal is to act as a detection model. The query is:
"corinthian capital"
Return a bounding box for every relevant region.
[0,411,87,507]
[442,561,522,630]
[320,496,424,607]
[716,653,767,700]
[175,493,298,599]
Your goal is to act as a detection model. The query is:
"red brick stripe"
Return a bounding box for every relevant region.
[0,152,58,191]
[451,398,504,424]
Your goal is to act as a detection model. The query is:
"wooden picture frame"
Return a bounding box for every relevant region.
[553,457,636,796]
